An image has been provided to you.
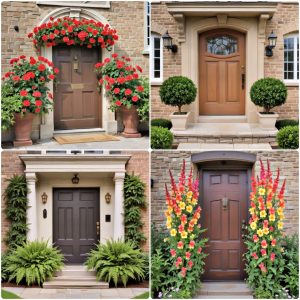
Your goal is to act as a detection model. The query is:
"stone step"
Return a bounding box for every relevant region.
[177,143,272,150]
[55,265,96,277]
[51,275,100,282]
[198,116,247,123]
[54,128,105,134]
[43,280,108,289]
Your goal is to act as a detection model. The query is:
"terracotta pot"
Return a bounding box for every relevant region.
[13,113,35,147]
[120,105,141,138]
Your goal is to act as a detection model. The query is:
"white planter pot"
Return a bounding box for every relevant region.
[257,111,279,130]
[170,111,191,131]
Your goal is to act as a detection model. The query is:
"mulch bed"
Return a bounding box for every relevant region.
[2,282,40,288]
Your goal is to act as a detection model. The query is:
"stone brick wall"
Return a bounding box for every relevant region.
[151,2,299,121]
[151,150,299,237]
[125,151,150,252]
[265,2,299,120]
[1,150,26,251]
[1,1,148,139]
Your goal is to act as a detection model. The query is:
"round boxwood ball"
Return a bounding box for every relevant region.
[151,126,173,149]
[250,77,287,113]
[159,76,197,112]
[276,125,299,149]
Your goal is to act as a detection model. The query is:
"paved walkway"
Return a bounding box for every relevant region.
[3,287,148,299]
[3,136,149,150]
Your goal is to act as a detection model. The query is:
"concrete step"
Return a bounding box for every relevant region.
[55,265,96,277]
[43,280,108,289]
[177,143,272,150]
[198,116,247,123]
[51,276,100,282]
[54,128,105,134]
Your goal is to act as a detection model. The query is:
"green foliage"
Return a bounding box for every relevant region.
[85,239,146,287]
[159,76,197,112]
[124,173,146,248]
[5,241,64,286]
[151,126,173,149]
[1,83,23,131]
[1,254,10,282]
[277,125,299,149]
[151,118,172,129]
[133,291,150,299]
[276,119,299,130]
[137,77,149,121]
[281,234,299,298]
[4,175,28,251]
[250,77,287,113]
[1,289,21,299]
[151,225,168,256]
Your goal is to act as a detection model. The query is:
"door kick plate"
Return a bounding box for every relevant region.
[71,83,84,90]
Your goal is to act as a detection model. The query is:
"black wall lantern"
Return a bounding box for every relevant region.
[265,31,277,57]
[105,192,112,204]
[162,31,178,53]
[72,173,79,184]
[41,192,48,205]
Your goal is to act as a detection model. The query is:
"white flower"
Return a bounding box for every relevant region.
[158,292,163,298]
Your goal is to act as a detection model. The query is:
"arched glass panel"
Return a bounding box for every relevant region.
[207,35,238,55]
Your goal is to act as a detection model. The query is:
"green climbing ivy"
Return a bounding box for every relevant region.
[4,175,28,251]
[124,173,146,248]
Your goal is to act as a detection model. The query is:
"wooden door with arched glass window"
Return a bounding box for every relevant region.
[199,29,246,115]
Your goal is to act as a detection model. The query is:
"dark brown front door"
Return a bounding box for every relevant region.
[53,45,101,130]
[53,188,100,264]
[202,170,248,280]
[199,29,246,115]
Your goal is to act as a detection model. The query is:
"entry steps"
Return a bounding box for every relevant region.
[43,265,109,289]
[195,281,253,299]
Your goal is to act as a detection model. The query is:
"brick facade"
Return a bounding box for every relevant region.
[151,150,299,237]
[1,151,150,252]
[151,2,299,121]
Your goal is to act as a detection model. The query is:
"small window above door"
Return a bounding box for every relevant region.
[207,35,238,55]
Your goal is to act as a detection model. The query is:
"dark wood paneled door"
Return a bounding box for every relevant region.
[53,45,101,130]
[53,188,100,264]
[202,170,248,280]
[199,29,246,115]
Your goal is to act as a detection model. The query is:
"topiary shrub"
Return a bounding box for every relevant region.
[250,77,287,113]
[276,119,299,130]
[151,118,172,129]
[277,125,299,149]
[5,241,64,286]
[151,126,173,149]
[159,76,197,113]
[85,239,146,287]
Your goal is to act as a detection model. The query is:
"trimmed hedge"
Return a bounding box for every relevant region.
[277,125,299,149]
[276,119,299,130]
[159,76,197,113]
[151,118,172,129]
[151,126,173,149]
[250,78,287,113]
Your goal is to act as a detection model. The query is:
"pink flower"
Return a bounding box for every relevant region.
[113,88,120,94]
[33,91,41,98]
[270,253,275,262]
[125,89,132,96]
[170,249,176,257]
[180,267,187,277]
[261,240,267,249]
[20,90,28,97]
[259,263,267,273]
[189,240,195,249]
[253,234,259,243]
[251,252,258,260]
[188,260,193,268]
[132,95,139,102]
[197,247,202,254]
[185,252,191,259]
[271,239,276,246]
[261,249,267,256]
[177,241,184,249]
[115,100,122,107]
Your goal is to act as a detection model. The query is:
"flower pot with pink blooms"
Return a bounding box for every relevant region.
[95,54,149,138]
[1,55,58,147]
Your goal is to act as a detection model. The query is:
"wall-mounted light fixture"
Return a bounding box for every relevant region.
[265,31,277,57]
[162,31,178,53]
[41,192,48,204]
[105,192,112,204]
[72,173,79,184]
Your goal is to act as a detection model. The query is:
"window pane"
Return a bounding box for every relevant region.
[154,37,160,49]
[154,50,160,57]
[288,63,294,71]
[154,71,160,78]
[207,35,237,55]
[287,72,294,79]
[154,58,160,70]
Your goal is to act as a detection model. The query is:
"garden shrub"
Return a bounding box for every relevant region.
[137,77,149,121]
[85,239,146,287]
[277,125,299,149]
[275,119,299,130]
[124,173,146,248]
[250,78,287,113]
[5,241,64,286]
[159,76,197,113]
[151,126,173,149]
[244,160,287,298]
[1,254,10,282]
[151,119,172,129]
[152,160,208,299]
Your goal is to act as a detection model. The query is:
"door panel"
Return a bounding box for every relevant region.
[202,170,248,280]
[199,29,246,115]
[54,46,101,130]
[53,188,100,264]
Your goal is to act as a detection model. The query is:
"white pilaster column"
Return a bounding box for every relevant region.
[26,172,38,241]
[113,172,126,240]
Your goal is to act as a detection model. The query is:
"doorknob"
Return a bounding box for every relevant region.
[96,221,100,236]
[222,197,228,209]
[73,56,79,71]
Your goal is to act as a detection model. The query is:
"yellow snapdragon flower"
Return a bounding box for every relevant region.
[170,228,177,236]
[186,205,193,213]
[250,222,257,230]
[257,229,264,237]
[260,210,267,218]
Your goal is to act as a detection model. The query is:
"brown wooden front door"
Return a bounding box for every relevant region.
[53,45,101,130]
[199,29,246,115]
[202,170,248,280]
[53,188,100,264]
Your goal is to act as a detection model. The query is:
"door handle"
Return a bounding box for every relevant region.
[222,197,228,209]
[73,55,79,72]
[241,73,245,89]
[96,221,100,236]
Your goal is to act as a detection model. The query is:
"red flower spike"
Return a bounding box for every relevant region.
[179,160,186,185]
[169,169,177,193]
[279,179,286,197]
[259,159,265,180]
